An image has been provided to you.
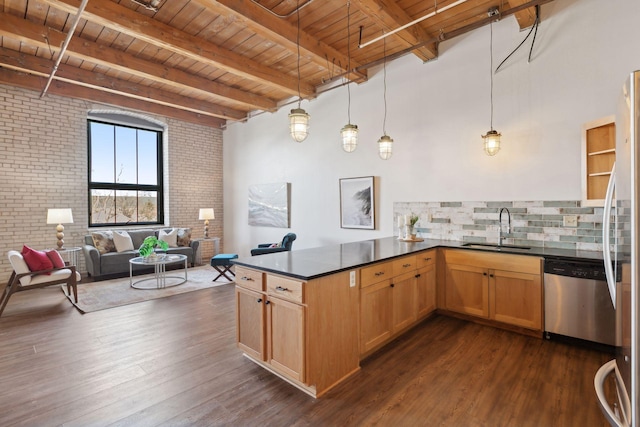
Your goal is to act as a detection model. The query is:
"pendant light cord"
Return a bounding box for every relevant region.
[297,0,302,109]
[346,1,352,124]
[489,21,494,131]
[383,34,387,136]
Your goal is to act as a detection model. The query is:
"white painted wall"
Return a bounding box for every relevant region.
[223,0,640,256]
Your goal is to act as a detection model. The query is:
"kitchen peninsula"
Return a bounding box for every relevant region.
[232,236,604,397]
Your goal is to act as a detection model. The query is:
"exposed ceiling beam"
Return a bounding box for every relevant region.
[353,0,438,62]
[507,0,539,29]
[0,67,225,128]
[201,0,368,82]
[40,0,316,98]
[0,12,276,112]
[0,47,246,121]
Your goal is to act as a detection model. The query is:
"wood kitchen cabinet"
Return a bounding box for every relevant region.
[360,252,435,356]
[444,250,543,332]
[416,250,437,319]
[582,116,616,206]
[236,266,360,398]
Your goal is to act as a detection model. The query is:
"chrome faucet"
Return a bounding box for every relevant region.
[499,207,511,246]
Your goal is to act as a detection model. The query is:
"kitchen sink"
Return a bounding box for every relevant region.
[462,242,531,251]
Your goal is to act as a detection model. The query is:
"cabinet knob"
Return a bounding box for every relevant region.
[490,274,494,278]
[275,286,289,292]
[483,272,488,276]
[265,300,270,305]
[390,283,395,288]
[415,274,421,278]
[257,298,262,303]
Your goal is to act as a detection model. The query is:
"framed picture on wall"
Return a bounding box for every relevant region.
[340,176,375,229]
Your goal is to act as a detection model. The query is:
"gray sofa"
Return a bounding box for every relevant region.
[82,228,199,280]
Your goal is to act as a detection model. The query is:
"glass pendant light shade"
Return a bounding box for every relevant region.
[289,108,310,142]
[378,134,393,160]
[341,123,358,152]
[482,129,501,156]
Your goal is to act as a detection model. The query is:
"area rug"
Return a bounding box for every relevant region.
[61,266,233,313]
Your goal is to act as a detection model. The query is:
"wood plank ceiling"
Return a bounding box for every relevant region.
[0,0,554,128]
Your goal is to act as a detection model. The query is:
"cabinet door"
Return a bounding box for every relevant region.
[392,271,417,332]
[267,296,305,382]
[236,286,266,361]
[416,264,436,319]
[360,279,393,354]
[445,263,489,318]
[490,269,542,330]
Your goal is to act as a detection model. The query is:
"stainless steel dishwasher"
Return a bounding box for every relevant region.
[544,258,617,347]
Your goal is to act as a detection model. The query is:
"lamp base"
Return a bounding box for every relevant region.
[56,223,65,249]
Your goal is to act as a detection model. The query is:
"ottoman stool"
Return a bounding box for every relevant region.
[210,253,238,281]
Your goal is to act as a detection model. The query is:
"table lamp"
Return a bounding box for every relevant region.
[46,208,74,249]
[199,208,215,238]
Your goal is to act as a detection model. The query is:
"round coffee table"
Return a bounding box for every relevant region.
[129,254,188,289]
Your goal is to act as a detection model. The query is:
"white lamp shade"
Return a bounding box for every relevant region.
[47,208,73,224]
[341,123,358,152]
[482,130,501,156]
[378,135,393,160]
[289,108,310,142]
[199,208,215,220]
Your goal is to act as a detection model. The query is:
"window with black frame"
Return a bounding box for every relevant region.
[88,119,164,226]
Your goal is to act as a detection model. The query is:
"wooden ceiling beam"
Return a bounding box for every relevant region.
[0,47,245,121]
[203,0,368,82]
[0,12,275,112]
[507,0,539,29]
[40,0,315,98]
[353,0,439,62]
[0,67,225,128]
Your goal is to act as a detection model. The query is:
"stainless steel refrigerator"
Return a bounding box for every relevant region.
[595,71,639,426]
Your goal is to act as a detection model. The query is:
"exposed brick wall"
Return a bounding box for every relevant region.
[0,84,223,281]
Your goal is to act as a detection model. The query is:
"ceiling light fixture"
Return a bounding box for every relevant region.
[341,1,358,152]
[377,34,393,160]
[289,0,310,143]
[482,8,501,156]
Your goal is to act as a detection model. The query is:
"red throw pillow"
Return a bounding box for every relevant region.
[21,245,54,273]
[45,250,66,268]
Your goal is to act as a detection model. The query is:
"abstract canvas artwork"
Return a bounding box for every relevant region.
[248,182,291,228]
[340,176,375,229]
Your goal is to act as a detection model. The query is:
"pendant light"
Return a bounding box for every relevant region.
[341,1,358,152]
[377,34,393,160]
[289,0,310,143]
[482,13,501,156]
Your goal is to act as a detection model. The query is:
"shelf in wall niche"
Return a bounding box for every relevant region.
[588,148,615,156]
[582,116,615,207]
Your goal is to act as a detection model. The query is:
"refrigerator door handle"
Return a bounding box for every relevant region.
[602,162,617,308]
[595,360,627,427]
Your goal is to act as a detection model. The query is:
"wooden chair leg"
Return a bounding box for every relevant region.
[0,274,18,317]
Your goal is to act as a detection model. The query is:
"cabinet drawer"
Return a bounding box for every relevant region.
[392,255,417,275]
[236,267,264,292]
[416,250,436,269]
[267,274,304,304]
[361,261,393,288]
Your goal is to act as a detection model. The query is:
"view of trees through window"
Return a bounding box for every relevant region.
[88,119,163,226]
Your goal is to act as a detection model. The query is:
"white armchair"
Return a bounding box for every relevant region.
[0,250,81,317]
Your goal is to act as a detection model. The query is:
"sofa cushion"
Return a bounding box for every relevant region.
[46,250,66,268]
[91,231,115,254]
[176,228,191,247]
[22,245,53,272]
[159,228,178,248]
[113,231,135,252]
[128,230,157,249]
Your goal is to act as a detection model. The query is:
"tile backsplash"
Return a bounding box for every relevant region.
[394,201,610,252]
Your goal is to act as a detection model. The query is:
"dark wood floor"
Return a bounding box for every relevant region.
[0,283,614,426]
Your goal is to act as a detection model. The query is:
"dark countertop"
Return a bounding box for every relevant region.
[232,236,607,281]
